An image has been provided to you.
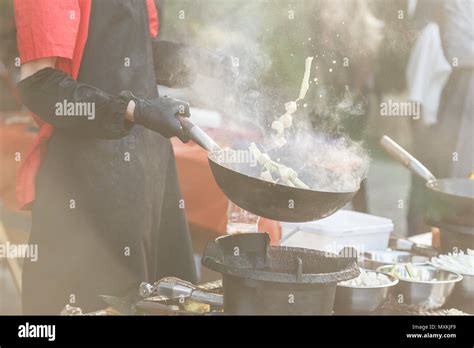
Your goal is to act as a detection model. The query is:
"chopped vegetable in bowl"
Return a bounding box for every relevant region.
[430,249,474,276]
[339,269,392,287]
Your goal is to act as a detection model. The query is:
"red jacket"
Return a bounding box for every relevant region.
[14,0,158,209]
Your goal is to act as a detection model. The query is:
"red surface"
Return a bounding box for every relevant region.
[0,122,35,211]
[145,0,159,38]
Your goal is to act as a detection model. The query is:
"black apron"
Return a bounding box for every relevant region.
[22,0,196,314]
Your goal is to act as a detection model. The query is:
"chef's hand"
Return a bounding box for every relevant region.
[132,96,190,142]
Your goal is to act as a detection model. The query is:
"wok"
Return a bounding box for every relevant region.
[180,118,358,222]
[380,136,474,226]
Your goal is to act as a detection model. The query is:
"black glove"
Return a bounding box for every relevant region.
[17,67,134,139]
[134,95,190,142]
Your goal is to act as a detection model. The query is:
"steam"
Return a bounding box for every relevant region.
[164,1,372,192]
[285,130,370,192]
[253,111,370,192]
[250,56,370,192]
[175,1,273,130]
[318,0,384,57]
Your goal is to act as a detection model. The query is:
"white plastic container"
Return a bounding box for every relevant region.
[280,210,393,254]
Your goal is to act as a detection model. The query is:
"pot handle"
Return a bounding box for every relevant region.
[380,135,437,182]
[179,117,221,152]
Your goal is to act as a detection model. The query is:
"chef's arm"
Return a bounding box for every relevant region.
[20,58,135,122]
[18,59,136,139]
[20,57,55,80]
[18,58,190,141]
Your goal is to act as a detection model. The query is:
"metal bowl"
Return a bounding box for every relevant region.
[434,267,474,313]
[360,250,429,270]
[377,263,463,309]
[334,271,399,314]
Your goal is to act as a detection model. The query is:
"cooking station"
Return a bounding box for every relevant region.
[65,229,472,316]
[60,135,473,317]
[2,2,474,346]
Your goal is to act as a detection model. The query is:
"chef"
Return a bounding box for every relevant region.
[15,0,197,314]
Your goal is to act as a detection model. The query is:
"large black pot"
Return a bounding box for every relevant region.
[202,233,359,315]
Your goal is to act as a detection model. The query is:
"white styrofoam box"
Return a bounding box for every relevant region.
[279,210,393,254]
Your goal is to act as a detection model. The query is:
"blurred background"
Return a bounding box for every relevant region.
[1,0,472,313]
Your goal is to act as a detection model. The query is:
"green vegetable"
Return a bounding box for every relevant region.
[405,263,416,279]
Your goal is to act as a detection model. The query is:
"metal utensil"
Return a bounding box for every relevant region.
[180,118,359,222]
[360,250,429,270]
[380,135,474,226]
[389,233,439,258]
[152,277,223,307]
[334,271,399,314]
[99,295,182,315]
[428,262,474,313]
[447,272,474,313]
[377,263,463,309]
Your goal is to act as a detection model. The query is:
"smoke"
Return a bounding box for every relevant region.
[252,83,370,192]
[317,0,384,57]
[165,0,375,192]
[271,127,370,192]
[175,1,274,133]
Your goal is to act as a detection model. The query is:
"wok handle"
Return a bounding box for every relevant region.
[179,117,221,152]
[380,135,436,182]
